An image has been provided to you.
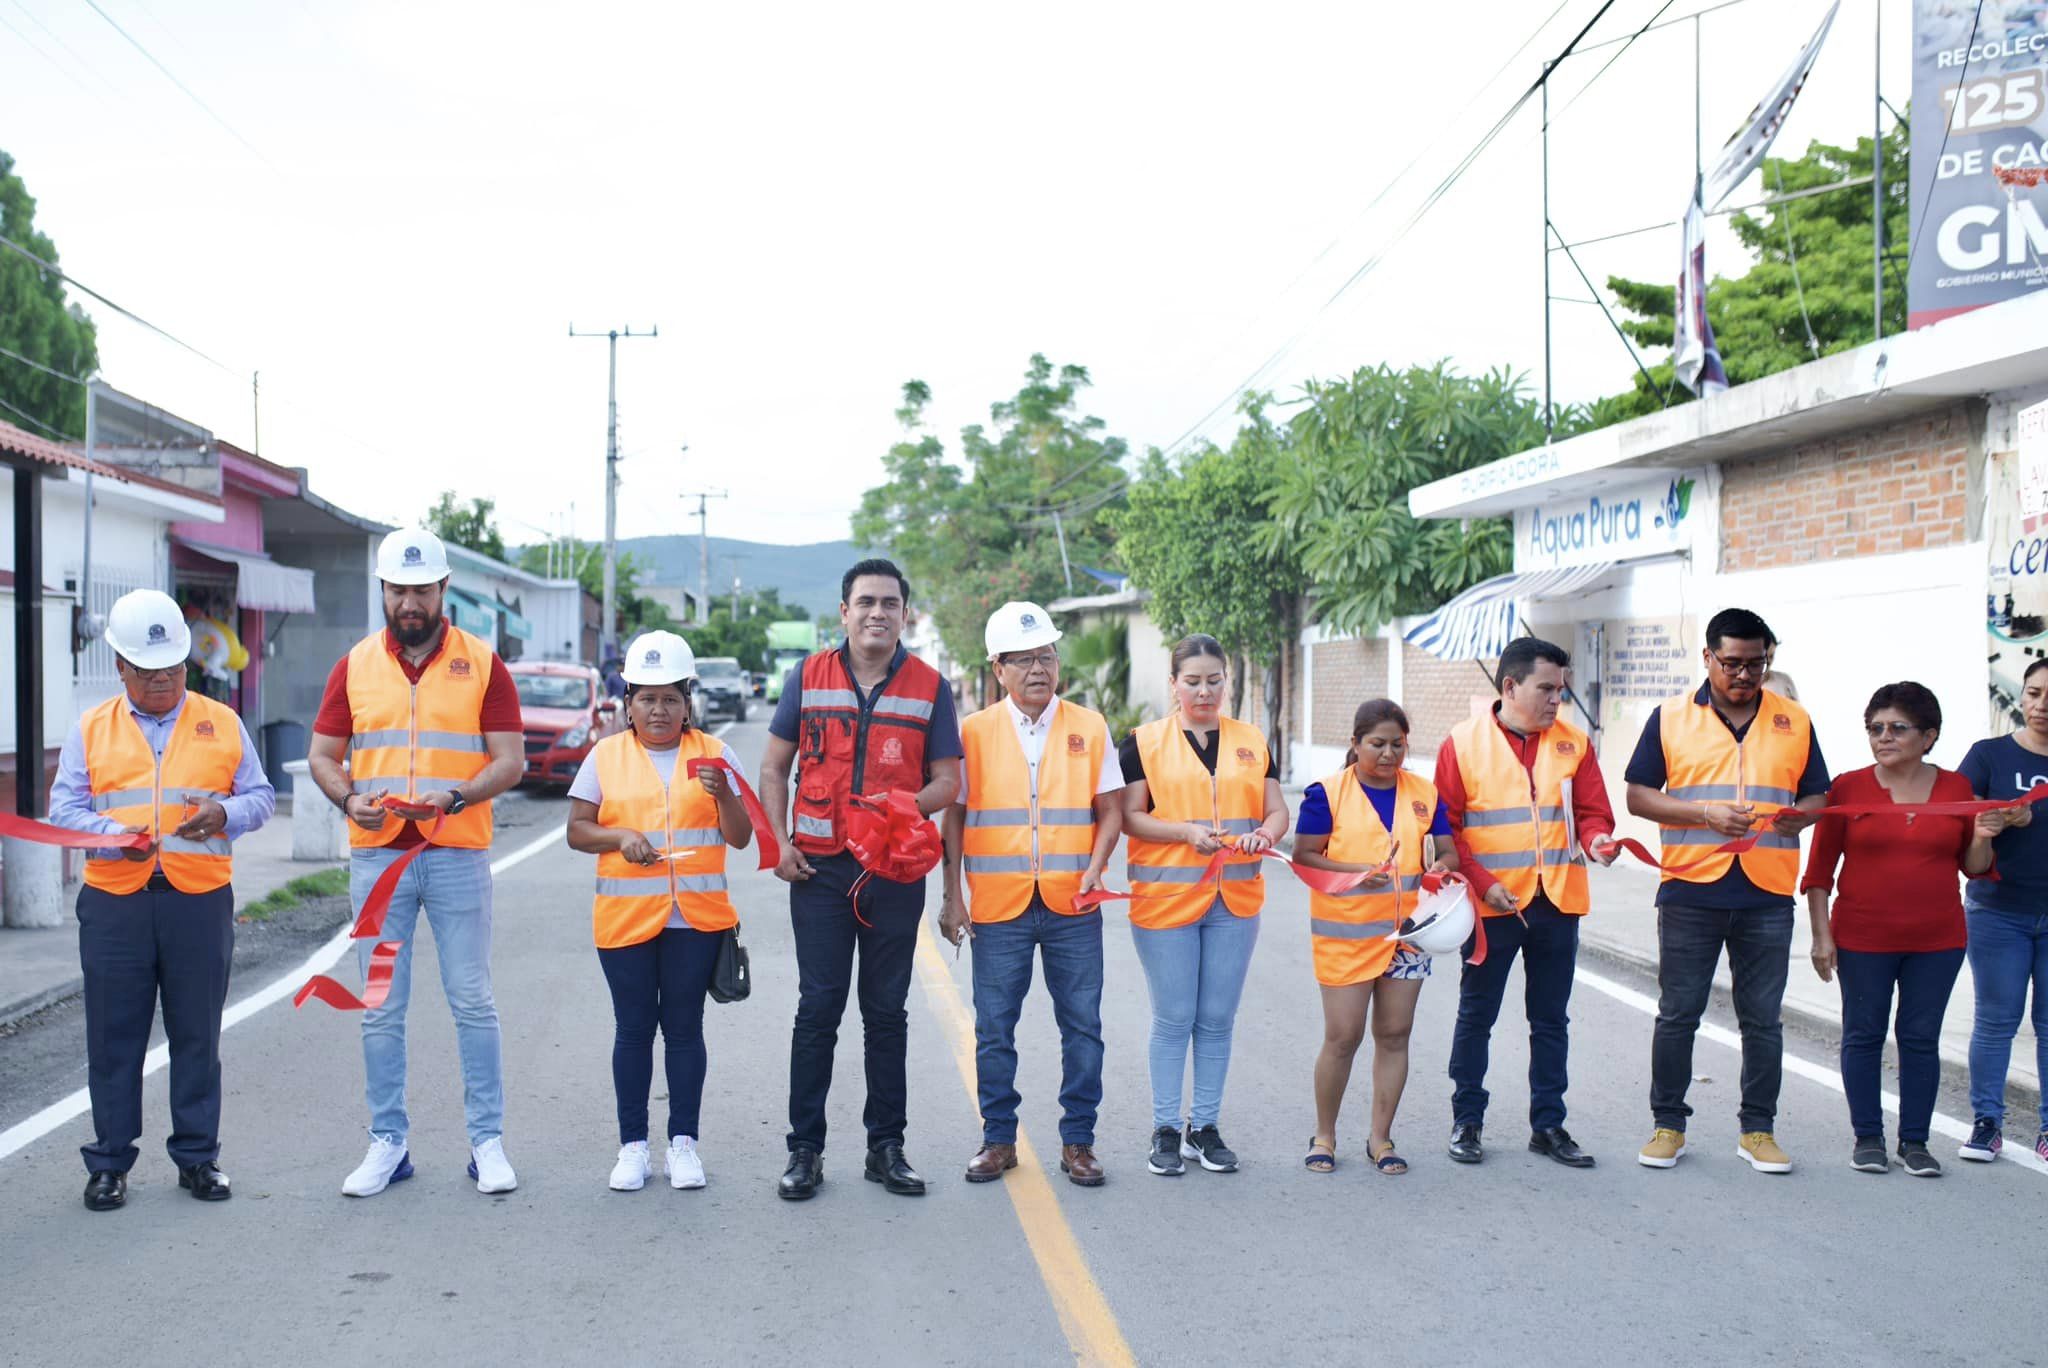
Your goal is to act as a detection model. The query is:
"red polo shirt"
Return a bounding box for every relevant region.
[1432,707,1616,899]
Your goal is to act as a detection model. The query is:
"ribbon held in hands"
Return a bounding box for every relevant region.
[686,756,780,871]
[1073,846,1398,912]
[297,796,444,1013]
[0,814,152,850]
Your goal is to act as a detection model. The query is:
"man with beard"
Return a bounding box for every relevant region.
[306,528,526,1197]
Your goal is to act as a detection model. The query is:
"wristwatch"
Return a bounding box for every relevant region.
[445,789,469,815]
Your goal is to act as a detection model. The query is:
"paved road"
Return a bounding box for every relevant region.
[2,717,2043,1366]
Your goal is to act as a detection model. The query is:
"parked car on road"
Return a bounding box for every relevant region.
[510,661,619,787]
[694,656,749,722]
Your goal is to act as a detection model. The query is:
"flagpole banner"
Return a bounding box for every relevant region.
[1674,184,1730,396]
[1703,1,1841,211]
[1909,1,2048,328]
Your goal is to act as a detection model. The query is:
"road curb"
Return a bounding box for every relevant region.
[0,977,83,1031]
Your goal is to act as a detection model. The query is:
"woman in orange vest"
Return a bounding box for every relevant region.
[1293,700,1456,1175]
[1119,634,1289,1177]
[567,631,752,1193]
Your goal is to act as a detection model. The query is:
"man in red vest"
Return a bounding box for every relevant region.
[759,558,963,1200]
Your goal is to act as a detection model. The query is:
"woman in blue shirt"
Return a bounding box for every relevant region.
[1955,658,2048,1164]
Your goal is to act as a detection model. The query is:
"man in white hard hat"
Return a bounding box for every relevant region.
[305,528,527,1197]
[940,602,1123,1186]
[47,589,275,1211]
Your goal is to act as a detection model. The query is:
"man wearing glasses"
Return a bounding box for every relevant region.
[1624,608,1828,1174]
[940,603,1123,1186]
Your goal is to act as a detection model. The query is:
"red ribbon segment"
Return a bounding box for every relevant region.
[0,814,152,849]
[297,799,445,1013]
[685,756,781,872]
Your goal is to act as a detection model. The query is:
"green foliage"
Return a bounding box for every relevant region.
[679,587,804,672]
[241,867,350,921]
[852,355,1128,665]
[0,150,98,439]
[1594,125,1909,423]
[425,491,507,562]
[1258,362,1558,636]
[1058,618,1133,722]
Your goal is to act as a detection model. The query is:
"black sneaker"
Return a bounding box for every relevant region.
[1850,1136,1889,1173]
[1898,1140,1942,1178]
[1147,1126,1185,1176]
[1447,1123,1484,1165]
[1181,1124,1238,1173]
[1957,1117,2002,1162]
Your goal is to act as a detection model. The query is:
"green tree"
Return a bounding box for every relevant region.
[1258,362,1556,636]
[1593,125,1909,423]
[852,355,1128,666]
[425,491,507,561]
[0,150,99,439]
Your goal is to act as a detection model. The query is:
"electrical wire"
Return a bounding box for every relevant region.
[0,389,80,441]
[0,342,89,385]
[11,0,127,99]
[0,230,232,371]
[1904,0,1985,275]
[0,5,89,92]
[81,0,277,171]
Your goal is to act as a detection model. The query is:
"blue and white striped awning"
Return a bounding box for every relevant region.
[1403,564,1616,662]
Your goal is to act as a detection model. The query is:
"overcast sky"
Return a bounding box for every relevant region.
[0,0,1906,563]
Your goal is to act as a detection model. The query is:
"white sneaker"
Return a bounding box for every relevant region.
[342,1136,413,1197]
[468,1136,518,1193]
[666,1136,705,1190]
[609,1141,650,1191]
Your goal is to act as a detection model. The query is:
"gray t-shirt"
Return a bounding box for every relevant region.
[569,737,748,931]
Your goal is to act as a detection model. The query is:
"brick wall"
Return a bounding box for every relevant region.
[1720,403,1973,571]
[1309,637,1388,746]
[1402,644,1492,761]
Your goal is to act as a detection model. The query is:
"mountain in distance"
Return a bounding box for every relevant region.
[619,535,881,619]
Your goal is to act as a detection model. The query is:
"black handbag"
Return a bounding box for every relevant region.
[708,923,751,1004]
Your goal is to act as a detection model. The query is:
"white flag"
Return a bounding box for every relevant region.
[1702,1,1839,211]
[1674,183,1729,397]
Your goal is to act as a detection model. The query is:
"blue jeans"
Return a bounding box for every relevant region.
[352,846,503,1146]
[971,897,1104,1146]
[1129,898,1259,1130]
[1966,899,2048,1129]
[597,926,723,1144]
[1836,946,1965,1143]
[1650,901,1792,1133]
[1448,895,1580,1131]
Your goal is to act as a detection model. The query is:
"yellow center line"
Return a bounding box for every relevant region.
[913,924,1137,1368]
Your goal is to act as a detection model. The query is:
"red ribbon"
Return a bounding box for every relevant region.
[1073,847,1394,909]
[685,756,781,872]
[295,798,445,1012]
[0,813,152,850]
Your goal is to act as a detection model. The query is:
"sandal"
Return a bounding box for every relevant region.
[1368,1139,1408,1175]
[1304,1137,1336,1173]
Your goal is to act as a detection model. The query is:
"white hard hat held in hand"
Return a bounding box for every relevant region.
[376,527,451,586]
[104,589,192,670]
[622,630,697,685]
[985,600,1063,660]
[1387,873,1476,956]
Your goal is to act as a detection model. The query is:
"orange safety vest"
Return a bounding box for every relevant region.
[791,647,945,857]
[344,626,495,850]
[1124,714,1269,930]
[589,729,736,948]
[960,697,1106,922]
[1447,710,1591,916]
[1305,768,1434,985]
[81,692,243,896]
[1656,684,1810,896]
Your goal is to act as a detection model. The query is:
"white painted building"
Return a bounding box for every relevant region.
[445,543,585,664]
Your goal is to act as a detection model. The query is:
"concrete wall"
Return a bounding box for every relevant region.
[265,536,377,728]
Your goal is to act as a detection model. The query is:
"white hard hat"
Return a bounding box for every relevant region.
[1386,873,1476,956]
[985,600,1063,660]
[105,589,191,670]
[376,527,451,586]
[621,630,697,685]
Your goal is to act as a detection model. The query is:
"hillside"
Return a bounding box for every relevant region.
[618,536,882,619]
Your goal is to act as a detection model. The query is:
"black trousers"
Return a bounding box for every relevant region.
[786,853,923,1154]
[76,880,234,1173]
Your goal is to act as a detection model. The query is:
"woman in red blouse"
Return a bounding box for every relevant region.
[1802,682,1998,1178]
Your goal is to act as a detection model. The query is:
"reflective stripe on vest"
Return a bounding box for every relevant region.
[80,693,243,896]
[1124,715,1269,930]
[1655,685,1812,895]
[1304,768,1435,986]
[960,699,1105,922]
[343,626,495,850]
[591,730,736,946]
[1447,711,1591,916]
[791,648,945,856]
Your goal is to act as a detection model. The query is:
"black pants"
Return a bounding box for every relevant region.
[1448,894,1580,1131]
[786,853,923,1154]
[596,925,723,1144]
[76,880,234,1174]
[1650,900,1792,1133]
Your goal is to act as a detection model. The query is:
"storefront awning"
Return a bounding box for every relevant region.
[1403,563,1617,662]
[171,537,317,613]
[443,586,499,636]
[496,603,533,640]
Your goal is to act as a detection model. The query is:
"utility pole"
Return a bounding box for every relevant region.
[681,486,728,625]
[569,323,657,658]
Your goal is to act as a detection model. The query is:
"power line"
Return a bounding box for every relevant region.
[0,389,79,441]
[81,0,277,171]
[0,5,90,93]
[0,342,89,386]
[11,0,127,99]
[1905,0,1986,276]
[1551,0,1681,123]
[0,229,232,371]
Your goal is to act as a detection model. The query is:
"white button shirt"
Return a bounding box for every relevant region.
[958,695,1125,806]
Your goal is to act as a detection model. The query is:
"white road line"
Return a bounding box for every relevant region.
[1575,968,2048,1177]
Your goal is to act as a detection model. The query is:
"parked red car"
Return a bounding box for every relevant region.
[510,661,619,787]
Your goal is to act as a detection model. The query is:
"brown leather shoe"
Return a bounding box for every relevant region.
[1060,1143,1105,1187]
[965,1143,1018,1183]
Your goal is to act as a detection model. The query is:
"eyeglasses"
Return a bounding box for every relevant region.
[1710,655,1771,678]
[998,651,1059,671]
[122,662,184,682]
[1865,721,1922,738]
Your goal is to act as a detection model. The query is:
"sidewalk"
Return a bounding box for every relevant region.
[0,796,341,1028]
